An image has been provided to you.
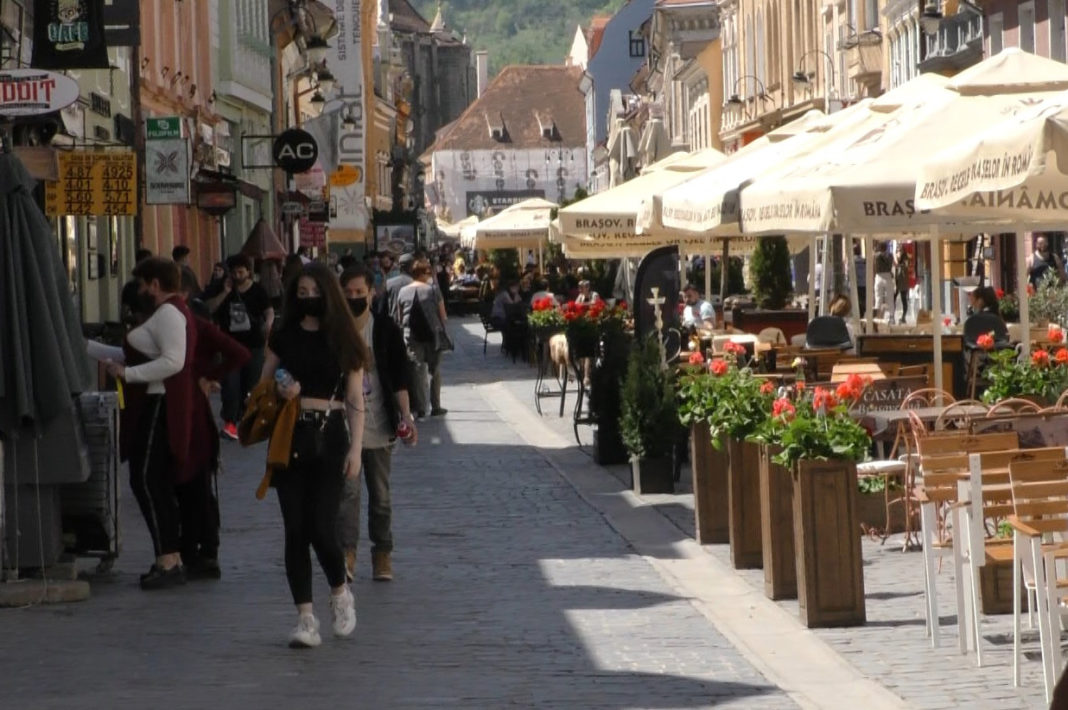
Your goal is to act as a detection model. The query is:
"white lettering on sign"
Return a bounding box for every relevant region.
[329,0,367,233]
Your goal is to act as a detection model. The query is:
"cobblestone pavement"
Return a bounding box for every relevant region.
[0,318,797,710]
[474,320,1050,709]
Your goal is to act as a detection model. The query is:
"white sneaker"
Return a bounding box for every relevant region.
[330,586,357,637]
[288,613,321,648]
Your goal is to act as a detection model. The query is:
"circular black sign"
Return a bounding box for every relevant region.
[272,128,318,173]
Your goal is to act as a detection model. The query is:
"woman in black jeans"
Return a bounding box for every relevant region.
[261,263,368,648]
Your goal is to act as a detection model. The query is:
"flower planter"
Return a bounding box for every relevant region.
[727,437,763,569]
[855,489,906,536]
[631,456,675,495]
[690,422,729,544]
[759,444,796,600]
[792,459,866,627]
[593,424,628,466]
[566,332,598,360]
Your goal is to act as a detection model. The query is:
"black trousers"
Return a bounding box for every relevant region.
[176,470,220,561]
[276,416,349,605]
[129,396,181,557]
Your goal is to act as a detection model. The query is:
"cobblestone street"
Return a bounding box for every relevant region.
[0,319,796,710]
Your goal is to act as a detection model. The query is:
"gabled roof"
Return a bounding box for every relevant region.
[389,0,431,33]
[586,15,611,59]
[424,65,587,154]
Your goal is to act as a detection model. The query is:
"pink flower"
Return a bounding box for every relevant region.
[688,351,705,365]
[709,359,729,376]
[977,332,995,350]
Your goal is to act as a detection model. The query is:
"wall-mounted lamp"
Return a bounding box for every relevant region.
[305,34,330,65]
[309,90,326,108]
[920,2,943,35]
[315,67,336,94]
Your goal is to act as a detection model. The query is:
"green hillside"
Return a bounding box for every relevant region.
[414,0,627,73]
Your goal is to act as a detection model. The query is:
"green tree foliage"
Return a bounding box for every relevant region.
[749,236,793,309]
[416,0,628,72]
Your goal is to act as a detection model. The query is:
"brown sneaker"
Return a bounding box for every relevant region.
[371,549,393,581]
[344,548,357,583]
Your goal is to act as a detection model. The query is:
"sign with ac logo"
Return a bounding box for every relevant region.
[272,128,318,174]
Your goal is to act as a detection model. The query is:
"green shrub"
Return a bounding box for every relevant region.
[620,335,678,460]
[749,236,793,309]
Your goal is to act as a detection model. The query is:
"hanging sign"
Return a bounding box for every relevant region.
[44,150,136,216]
[299,218,327,248]
[328,0,368,236]
[146,116,182,139]
[145,137,191,204]
[31,0,111,70]
[0,69,80,116]
[272,128,318,173]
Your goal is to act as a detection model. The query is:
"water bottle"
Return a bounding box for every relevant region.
[275,368,294,389]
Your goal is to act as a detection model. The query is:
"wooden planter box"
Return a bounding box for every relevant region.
[759,444,796,600]
[792,459,866,627]
[690,422,728,544]
[979,553,1024,615]
[727,437,763,569]
[855,489,907,536]
[631,456,675,495]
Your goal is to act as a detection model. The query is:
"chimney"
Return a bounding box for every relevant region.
[476,51,489,98]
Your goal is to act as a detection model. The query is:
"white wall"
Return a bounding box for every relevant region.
[431,148,589,219]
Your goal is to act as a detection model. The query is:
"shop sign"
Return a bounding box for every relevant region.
[299,217,327,248]
[281,201,305,215]
[145,137,190,204]
[31,0,110,69]
[44,150,136,216]
[328,0,367,233]
[273,128,318,174]
[0,69,79,116]
[146,116,182,139]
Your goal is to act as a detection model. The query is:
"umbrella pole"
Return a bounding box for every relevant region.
[1017,232,1031,354]
[720,239,729,305]
[820,233,831,315]
[808,235,817,320]
[931,228,945,401]
[847,235,860,326]
[864,235,874,332]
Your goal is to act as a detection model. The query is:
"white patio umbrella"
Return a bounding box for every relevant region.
[472,197,557,252]
[438,215,478,240]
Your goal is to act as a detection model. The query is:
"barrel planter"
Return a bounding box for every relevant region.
[727,437,763,569]
[759,444,796,600]
[792,459,866,627]
[690,422,729,544]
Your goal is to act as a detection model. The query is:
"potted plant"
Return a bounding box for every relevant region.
[621,334,678,494]
[979,325,1068,405]
[528,296,564,340]
[677,350,729,543]
[733,235,807,338]
[768,378,872,628]
[748,381,796,599]
[704,342,775,569]
[589,303,631,465]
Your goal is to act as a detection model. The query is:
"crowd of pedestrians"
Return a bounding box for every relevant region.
[88,241,454,649]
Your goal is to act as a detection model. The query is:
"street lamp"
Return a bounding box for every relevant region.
[791,49,836,113]
[315,66,336,94]
[920,2,943,35]
[726,75,767,118]
[305,33,330,65]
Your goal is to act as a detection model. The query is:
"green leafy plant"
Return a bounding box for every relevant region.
[748,235,793,309]
[980,329,1068,404]
[528,296,564,331]
[621,335,679,460]
[765,376,874,468]
[1029,272,1068,327]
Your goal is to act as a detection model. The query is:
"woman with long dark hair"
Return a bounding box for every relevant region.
[260,263,368,648]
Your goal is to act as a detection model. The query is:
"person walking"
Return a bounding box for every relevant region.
[260,263,367,648]
[338,265,417,582]
[873,241,895,321]
[894,250,911,323]
[1028,234,1067,288]
[207,253,274,440]
[103,258,198,590]
[178,266,251,579]
[384,252,414,318]
[396,259,449,418]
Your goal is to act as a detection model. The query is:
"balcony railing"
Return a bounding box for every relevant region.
[920,8,983,73]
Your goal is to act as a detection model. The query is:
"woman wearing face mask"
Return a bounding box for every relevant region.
[260,263,368,648]
[337,265,416,583]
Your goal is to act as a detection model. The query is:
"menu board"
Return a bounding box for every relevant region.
[44,151,137,216]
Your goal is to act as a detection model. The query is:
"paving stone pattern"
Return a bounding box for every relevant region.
[0,317,795,710]
[477,319,1051,709]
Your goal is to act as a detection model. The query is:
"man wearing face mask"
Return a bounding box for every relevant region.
[337,265,415,582]
[207,254,275,440]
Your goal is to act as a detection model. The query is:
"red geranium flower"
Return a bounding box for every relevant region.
[995,288,1005,299]
[976,332,995,350]
[1033,349,1051,366]
[943,316,952,327]
[688,350,705,365]
[760,380,775,395]
[1028,284,1036,296]
[795,381,805,393]
[709,359,729,376]
[1056,348,1068,365]
[772,397,796,421]
[812,386,838,412]
[1048,324,1064,344]
[724,341,746,356]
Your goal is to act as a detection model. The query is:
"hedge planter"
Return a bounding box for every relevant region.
[593,424,628,466]
[792,459,866,628]
[690,422,729,544]
[759,444,796,600]
[727,437,763,569]
[631,456,675,495]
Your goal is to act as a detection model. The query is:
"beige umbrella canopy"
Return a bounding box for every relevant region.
[438,215,478,240]
[472,197,557,251]
[739,49,1068,236]
[241,217,288,261]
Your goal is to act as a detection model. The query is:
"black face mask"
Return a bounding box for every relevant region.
[347,297,368,317]
[296,296,326,318]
